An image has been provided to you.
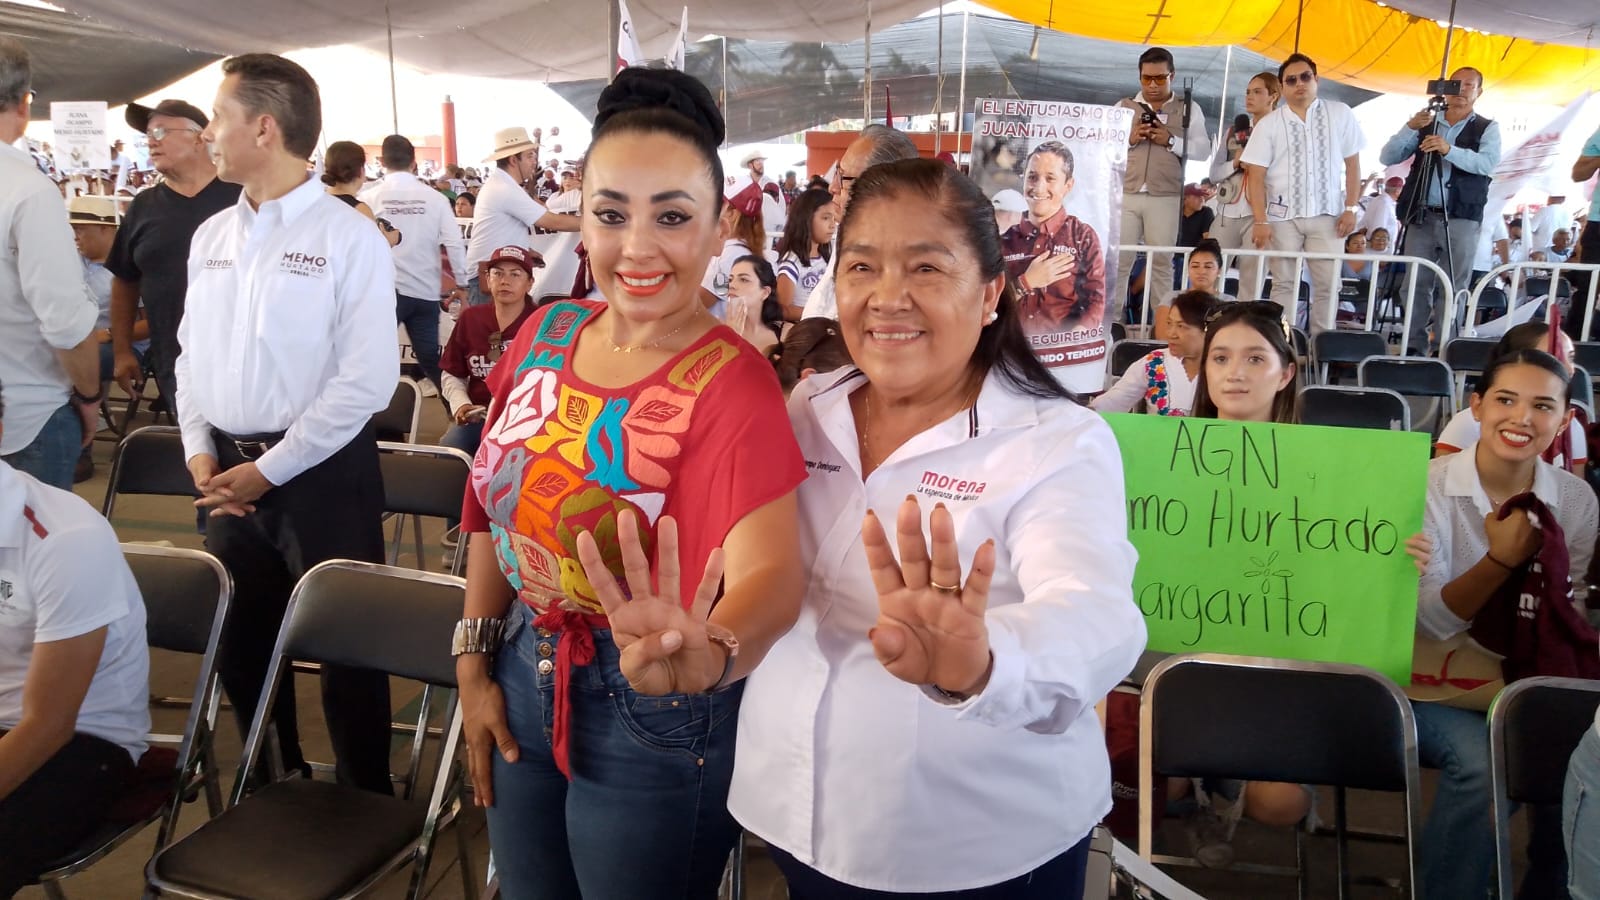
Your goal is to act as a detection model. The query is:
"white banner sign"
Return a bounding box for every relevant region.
[50,101,110,172]
[970,98,1133,394]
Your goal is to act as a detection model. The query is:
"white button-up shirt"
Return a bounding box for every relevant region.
[1416,444,1597,640]
[465,167,548,271]
[0,142,97,454]
[799,235,840,321]
[1240,99,1364,222]
[360,171,466,300]
[175,175,400,486]
[731,368,1146,892]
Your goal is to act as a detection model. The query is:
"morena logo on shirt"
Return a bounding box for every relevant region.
[279,250,329,278]
[204,258,233,270]
[918,470,987,503]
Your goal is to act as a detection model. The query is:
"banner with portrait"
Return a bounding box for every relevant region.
[971,99,1134,395]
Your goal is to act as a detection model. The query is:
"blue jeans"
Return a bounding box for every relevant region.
[396,293,442,391]
[1567,727,1600,900]
[466,277,491,309]
[1414,701,1493,900]
[485,604,744,900]
[2,402,80,489]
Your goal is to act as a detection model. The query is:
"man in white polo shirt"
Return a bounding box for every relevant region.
[0,380,151,896]
[177,53,398,795]
[0,37,104,490]
[1241,52,1364,335]
[361,134,466,395]
[464,126,579,307]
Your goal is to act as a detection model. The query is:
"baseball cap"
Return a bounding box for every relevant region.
[125,99,208,133]
[726,182,764,219]
[67,195,120,226]
[1183,183,1207,198]
[990,189,1027,213]
[1385,176,1405,190]
[486,245,545,274]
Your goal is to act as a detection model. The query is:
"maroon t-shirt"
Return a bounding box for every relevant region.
[439,298,537,407]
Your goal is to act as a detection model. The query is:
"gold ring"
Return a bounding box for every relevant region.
[929,580,960,594]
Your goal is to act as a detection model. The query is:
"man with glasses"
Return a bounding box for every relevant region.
[107,99,240,412]
[1241,53,1365,336]
[799,124,920,320]
[1114,47,1212,326]
[464,126,580,308]
[0,37,101,490]
[1378,66,1499,354]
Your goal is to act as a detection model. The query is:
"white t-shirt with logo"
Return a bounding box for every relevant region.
[0,462,149,762]
[776,251,830,314]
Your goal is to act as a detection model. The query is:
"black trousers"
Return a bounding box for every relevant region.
[206,424,393,794]
[769,833,1091,900]
[0,731,135,897]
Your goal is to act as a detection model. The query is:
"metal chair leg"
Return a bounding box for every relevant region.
[40,878,68,900]
[1335,786,1351,900]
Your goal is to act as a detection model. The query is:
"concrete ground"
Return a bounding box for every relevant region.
[20,394,1536,899]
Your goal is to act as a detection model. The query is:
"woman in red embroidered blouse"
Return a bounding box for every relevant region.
[454,68,806,900]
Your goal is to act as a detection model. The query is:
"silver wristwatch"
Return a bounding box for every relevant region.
[451,617,506,656]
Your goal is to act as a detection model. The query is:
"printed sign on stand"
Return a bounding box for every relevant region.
[50,101,110,173]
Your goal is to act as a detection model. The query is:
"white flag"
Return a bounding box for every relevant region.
[666,7,690,72]
[616,0,644,72]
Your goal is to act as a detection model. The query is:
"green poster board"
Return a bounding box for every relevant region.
[1105,414,1431,682]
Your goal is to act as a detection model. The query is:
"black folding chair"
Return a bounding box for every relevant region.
[146,561,474,900]
[1358,355,1457,436]
[1572,341,1600,377]
[1111,322,1127,343]
[378,442,473,577]
[371,378,423,444]
[1572,364,1596,411]
[1313,330,1387,385]
[1443,337,1498,403]
[1489,676,1600,900]
[1139,653,1423,899]
[32,545,231,898]
[101,425,200,519]
[1298,385,1412,431]
[1109,339,1165,379]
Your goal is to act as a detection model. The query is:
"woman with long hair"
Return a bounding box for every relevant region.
[725,253,784,354]
[1210,73,1281,300]
[1190,300,1299,423]
[774,187,840,321]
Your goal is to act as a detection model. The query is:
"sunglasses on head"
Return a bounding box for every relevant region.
[1205,300,1286,329]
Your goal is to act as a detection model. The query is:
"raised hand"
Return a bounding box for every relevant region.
[575,510,727,696]
[861,496,996,696]
[1023,252,1076,291]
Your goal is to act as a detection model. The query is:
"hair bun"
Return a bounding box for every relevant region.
[595,67,725,148]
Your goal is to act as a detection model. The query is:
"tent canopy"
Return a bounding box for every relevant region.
[552,14,1377,144]
[985,0,1599,102]
[3,2,220,118]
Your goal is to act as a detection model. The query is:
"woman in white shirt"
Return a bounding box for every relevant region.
[1151,240,1230,341]
[774,187,839,322]
[1093,290,1219,415]
[1209,72,1281,302]
[701,182,768,320]
[1405,349,1598,900]
[731,158,1146,897]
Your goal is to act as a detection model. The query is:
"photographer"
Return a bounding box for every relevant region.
[1114,47,1211,322]
[1379,67,1501,355]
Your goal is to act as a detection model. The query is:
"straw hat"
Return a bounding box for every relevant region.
[67,195,120,226]
[485,127,539,162]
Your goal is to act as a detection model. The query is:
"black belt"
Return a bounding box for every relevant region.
[214,428,288,461]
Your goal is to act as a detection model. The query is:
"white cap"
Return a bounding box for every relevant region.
[991,189,1028,213]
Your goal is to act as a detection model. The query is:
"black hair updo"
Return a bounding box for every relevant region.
[589,67,726,205]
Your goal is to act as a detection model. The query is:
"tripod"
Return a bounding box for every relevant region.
[1393,98,1457,353]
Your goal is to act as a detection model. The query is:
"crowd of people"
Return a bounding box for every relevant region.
[3,29,1600,900]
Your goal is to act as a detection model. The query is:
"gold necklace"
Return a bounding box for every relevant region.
[858,380,982,469]
[606,305,701,354]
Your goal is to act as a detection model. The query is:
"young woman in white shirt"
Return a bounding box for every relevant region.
[1209,72,1281,302]
[1093,290,1219,415]
[731,157,1147,897]
[1404,349,1597,900]
[1436,321,1586,478]
[774,187,839,322]
[1150,239,1229,341]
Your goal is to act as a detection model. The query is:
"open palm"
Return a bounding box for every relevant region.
[576,511,725,696]
[862,497,996,695]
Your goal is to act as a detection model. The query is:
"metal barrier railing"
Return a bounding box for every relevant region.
[1113,244,1456,356]
[1462,261,1600,339]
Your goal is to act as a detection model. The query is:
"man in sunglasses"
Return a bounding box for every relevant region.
[107,98,240,412]
[1240,53,1364,336]
[1113,47,1212,325]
